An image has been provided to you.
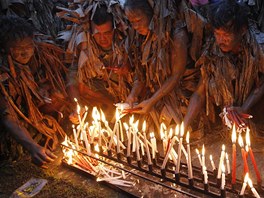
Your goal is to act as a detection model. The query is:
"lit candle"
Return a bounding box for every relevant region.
[202,144,205,174]
[136,132,141,161]
[231,124,237,185]
[160,123,167,154]
[132,120,139,153]
[209,155,216,171]
[115,109,120,153]
[217,144,225,179]
[221,164,225,190]
[72,124,79,150]
[143,121,152,165]
[124,123,131,157]
[176,122,184,174]
[246,128,261,184]
[248,178,261,198]
[161,135,177,169]
[196,148,202,167]
[150,132,157,159]
[238,134,249,174]
[226,153,230,175]
[239,173,249,196]
[186,131,193,179]
[82,123,91,155]
[204,166,208,184]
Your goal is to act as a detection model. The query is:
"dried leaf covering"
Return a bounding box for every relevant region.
[0,41,68,149]
[57,0,134,102]
[196,29,264,121]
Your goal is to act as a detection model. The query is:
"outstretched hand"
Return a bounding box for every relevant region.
[129,99,153,114]
[30,144,57,168]
[222,106,252,129]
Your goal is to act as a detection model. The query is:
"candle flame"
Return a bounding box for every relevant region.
[115,108,120,121]
[77,104,81,115]
[134,120,139,131]
[180,122,184,137]
[238,134,244,147]
[186,131,190,144]
[74,98,78,102]
[142,120,146,133]
[150,132,154,138]
[209,154,213,161]
[244,173,249,183]
[222,144,225,151]
[195,148,200,155]
[245,145,249,152]
[169,128,173,138]
[123,122,129,131]
[246,127,251,147]
[72,124,75,129]
[232,124,237,143]
[100,109,106,122]
[226,153,229,160]
[92,107,97,120]
[202,144,205,155]
[95,144,100,152]
[175,124,179,136]
[129,115,134,126]
[62,135,68,146]
[160,130,165,140]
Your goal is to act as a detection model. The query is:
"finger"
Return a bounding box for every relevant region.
[41,165,48,169]
[32,155,46,167]
[46,149,57,159]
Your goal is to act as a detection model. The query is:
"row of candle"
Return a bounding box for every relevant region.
[69,100,262,197]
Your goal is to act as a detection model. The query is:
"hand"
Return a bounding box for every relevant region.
[130,99,153,114]
[69,107,85,124]
[30,144,57,168]
[223,106,252,128]
[125,93,138,108]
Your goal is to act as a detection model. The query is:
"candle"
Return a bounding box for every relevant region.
[238,134,249,174]
[231,124,237,185]
[82,124,91,155]
[143,121,152,165]
[160,123,167,154]
[140,140,145,156]
[176,122,184,174]
[239,173,248,196]
[217,144,225,179]
[132,120,139,153]
[248,178,261,198]
[202,144,205,174]
[72,124,79,150]
[246,128,261,184]
[150,132,157,159]
[204,166,208,184]
[196,149,202,167]
[124,123,131,157]
[209,155,216,170]
[221,164,225,190]
[115,109,120,153]
[161,136,177,169]
[186,131,193,179]
[136,133,141,161]
[226,153,230,175]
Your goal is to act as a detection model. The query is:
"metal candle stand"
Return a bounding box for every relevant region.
[62,143,263,198]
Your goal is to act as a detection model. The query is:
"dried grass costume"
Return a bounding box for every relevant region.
[57,0,133,106]
[0,41,68,153]
[196,29,264,124]
[129,0,205,129]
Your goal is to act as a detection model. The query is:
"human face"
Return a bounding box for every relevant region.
[9,37,34,64]
[91,21,114,51]
[213,28,243,53]
[125,8,151,36]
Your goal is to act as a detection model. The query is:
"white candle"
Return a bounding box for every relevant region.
[217,144,226,179]
[143,121,152,165]
[161,136,177,169]
[124,123,131,157]
[150,132,156,159]
[248,178,260,198]
[176,122,184,174]
[82,126,91,155]
[226,153,231,174]
[221,164,225,190]
[240,173,248,195]
[72,125,79,150]
[209,155,216,170]
[204,167,208,184]
[202,144,205,174]
[186,131,193,179]
[136,134,141,161]
[196,149,202,166]
[140,140,145,156]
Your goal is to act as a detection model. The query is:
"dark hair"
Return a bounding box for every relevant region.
[92,5,113,26]
[208,0,249,34]
[0,15,34,50]
[124,0,153,19]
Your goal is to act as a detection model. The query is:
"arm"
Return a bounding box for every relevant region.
[133,29,189,113]
[66,63,80,102]
[183,79,206,129]
[1,114,56,167]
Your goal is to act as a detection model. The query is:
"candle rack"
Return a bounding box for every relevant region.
[61,143,264,198]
